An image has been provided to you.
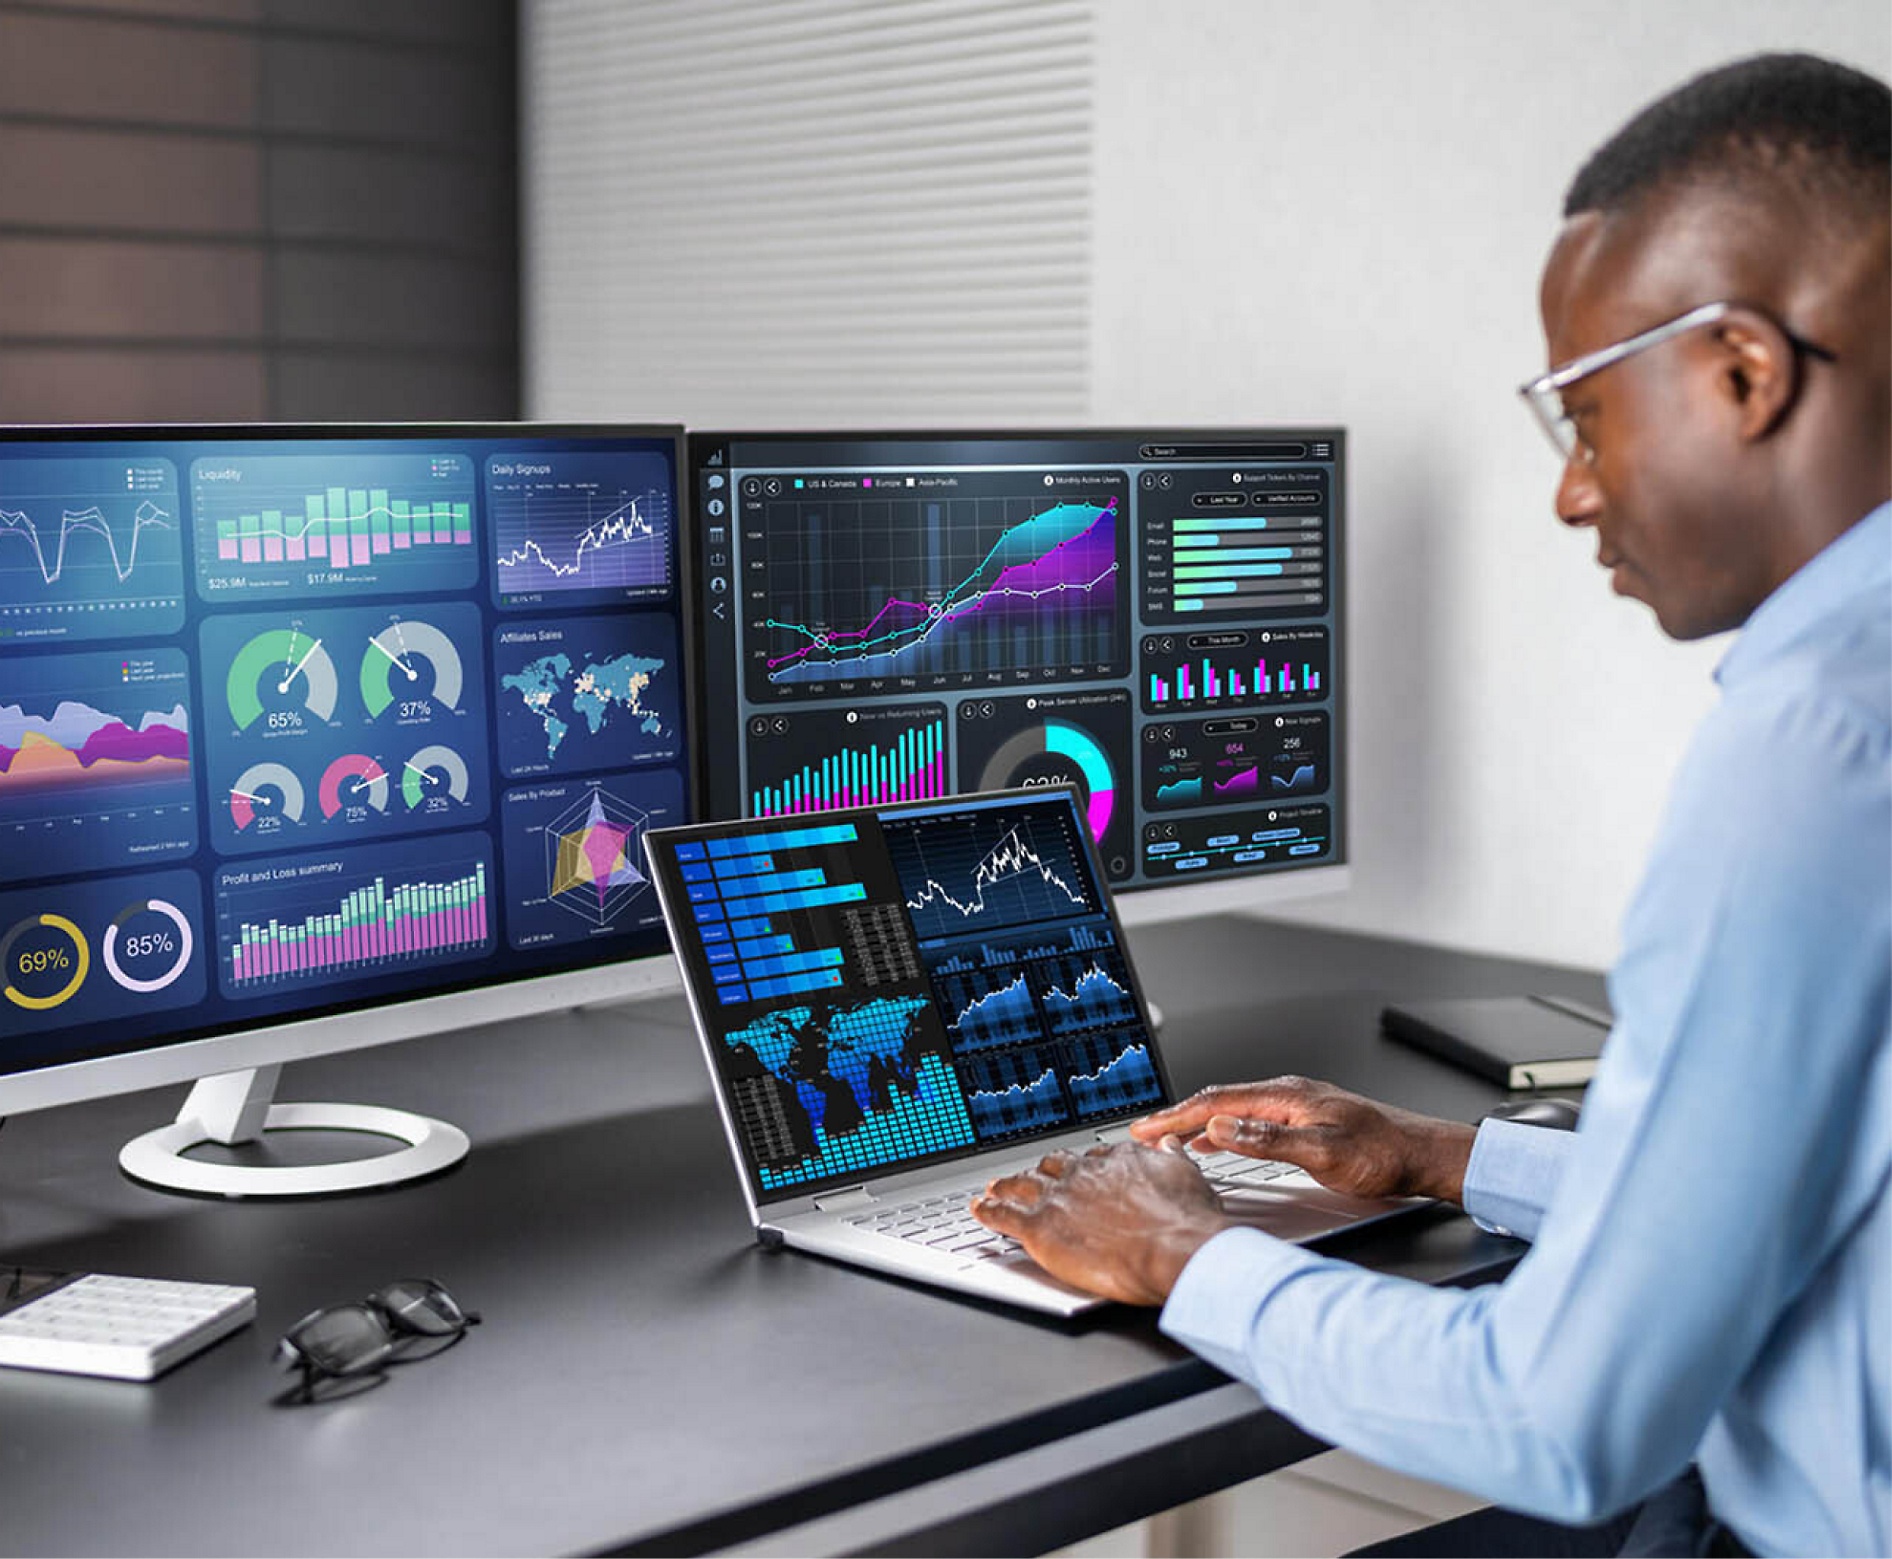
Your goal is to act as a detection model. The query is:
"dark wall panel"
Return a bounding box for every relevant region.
[0,0,517,424]
[0,238,264,337]
[271,251,508,349]
[0,125,262,232]
[0,347,267,422]
[267,144,509,247]
[0,10,259,127]
[271,354,515,422]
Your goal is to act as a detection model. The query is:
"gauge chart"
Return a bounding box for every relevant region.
[227,760,306,835]
[202,603,488,855]
[359,618,465,720]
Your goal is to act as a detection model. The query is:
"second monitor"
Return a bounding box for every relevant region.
[689,429,1346,919]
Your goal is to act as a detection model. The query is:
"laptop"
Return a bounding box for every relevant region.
[645,787,1417,1316]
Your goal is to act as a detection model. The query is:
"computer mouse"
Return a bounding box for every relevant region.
[1483,1096,1582,1131]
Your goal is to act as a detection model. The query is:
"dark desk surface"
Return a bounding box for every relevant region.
[0,915,1603,1557]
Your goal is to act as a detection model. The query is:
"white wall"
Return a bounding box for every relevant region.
[1091,0,1890,969]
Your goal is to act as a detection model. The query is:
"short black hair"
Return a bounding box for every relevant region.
[1564,52,1891,219]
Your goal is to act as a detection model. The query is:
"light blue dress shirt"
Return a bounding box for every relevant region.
[1161,503,1892,1556]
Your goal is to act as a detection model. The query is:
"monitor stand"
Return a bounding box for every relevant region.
[118,1065,469,1198]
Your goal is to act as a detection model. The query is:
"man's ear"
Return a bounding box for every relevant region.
[1713,310,1801,442]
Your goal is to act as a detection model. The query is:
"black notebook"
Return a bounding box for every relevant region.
[1380,994,1612,1089]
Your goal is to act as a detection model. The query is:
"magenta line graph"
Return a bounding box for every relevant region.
[761,498,1120,684]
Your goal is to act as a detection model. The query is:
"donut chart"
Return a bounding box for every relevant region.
[103,898,194,992]
[2,912,89,1010]
[975,718,1117,843]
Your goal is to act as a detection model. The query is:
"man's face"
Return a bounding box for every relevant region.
[1536,212,1778,641]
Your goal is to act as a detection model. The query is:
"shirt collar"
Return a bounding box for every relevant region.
[1716,501,1892,687]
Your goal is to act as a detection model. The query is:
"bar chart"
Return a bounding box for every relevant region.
[674,821,868,1006]
[191,452,478,599]
[1140,626,1328,712]
[214,835,494,996]
[744,704,948,818]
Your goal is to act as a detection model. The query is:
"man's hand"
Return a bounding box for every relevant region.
[1130,1076,1477,1204]
[970,1143,1236,1306]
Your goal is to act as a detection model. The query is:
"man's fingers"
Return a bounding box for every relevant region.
[969,1193,1028,1235]
[1130,1080,1316,1142]
[1203,1112,1320,1163]
[979,1171,1047,1210]
[1038,1150,1079,1178]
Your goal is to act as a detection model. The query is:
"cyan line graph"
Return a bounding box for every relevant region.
[757,495,1121,686]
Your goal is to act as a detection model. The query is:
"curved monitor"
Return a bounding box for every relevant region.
[687,429,1347,927]
[0,423,693,1193]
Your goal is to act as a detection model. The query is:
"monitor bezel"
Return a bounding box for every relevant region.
[0,420,697,1117]
[684,426,1350,922]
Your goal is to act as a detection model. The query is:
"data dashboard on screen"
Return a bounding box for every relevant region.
[0,425,690,1084]
[690,430,1344,895]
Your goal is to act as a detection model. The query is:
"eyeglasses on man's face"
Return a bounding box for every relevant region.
[1517,300,1838,464]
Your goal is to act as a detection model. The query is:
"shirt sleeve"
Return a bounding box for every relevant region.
[1461,1118,1576,1240]
[1159,685,1890,1523]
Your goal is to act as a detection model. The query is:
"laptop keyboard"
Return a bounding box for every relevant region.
[844,1152,1304,1261]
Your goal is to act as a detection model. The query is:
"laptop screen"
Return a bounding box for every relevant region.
[646,789,1175,1201]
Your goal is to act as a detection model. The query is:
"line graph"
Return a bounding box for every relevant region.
[965,1061,1067,1138]
[885,803,1097,940]
[488,448,674,606]
[742,472,1129,698]
[1065,1034,1163,1117]
[0,501,175,585]
[0,454,183,639]
[1040,951,1141,1034]
[939,968,1038,1052]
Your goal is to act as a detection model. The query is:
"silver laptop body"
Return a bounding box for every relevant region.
[647,788,1411,1317]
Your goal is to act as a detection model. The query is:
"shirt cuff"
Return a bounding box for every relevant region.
[1461,1118,1576,1242]
[1158,1225,1323,1387]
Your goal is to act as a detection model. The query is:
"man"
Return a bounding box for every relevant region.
[971,53,1890,1558]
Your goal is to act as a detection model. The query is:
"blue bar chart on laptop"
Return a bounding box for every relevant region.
[672,821,866,1006]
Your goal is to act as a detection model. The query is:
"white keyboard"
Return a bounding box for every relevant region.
[0,1271,256,1381]
[849,1153,1303,1259]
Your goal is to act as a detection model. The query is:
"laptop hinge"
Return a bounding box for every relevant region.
[813,1185,875,1213]
[1093,1123,1135,1145]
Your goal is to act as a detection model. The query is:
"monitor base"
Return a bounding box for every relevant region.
[118,1067,469,1198]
